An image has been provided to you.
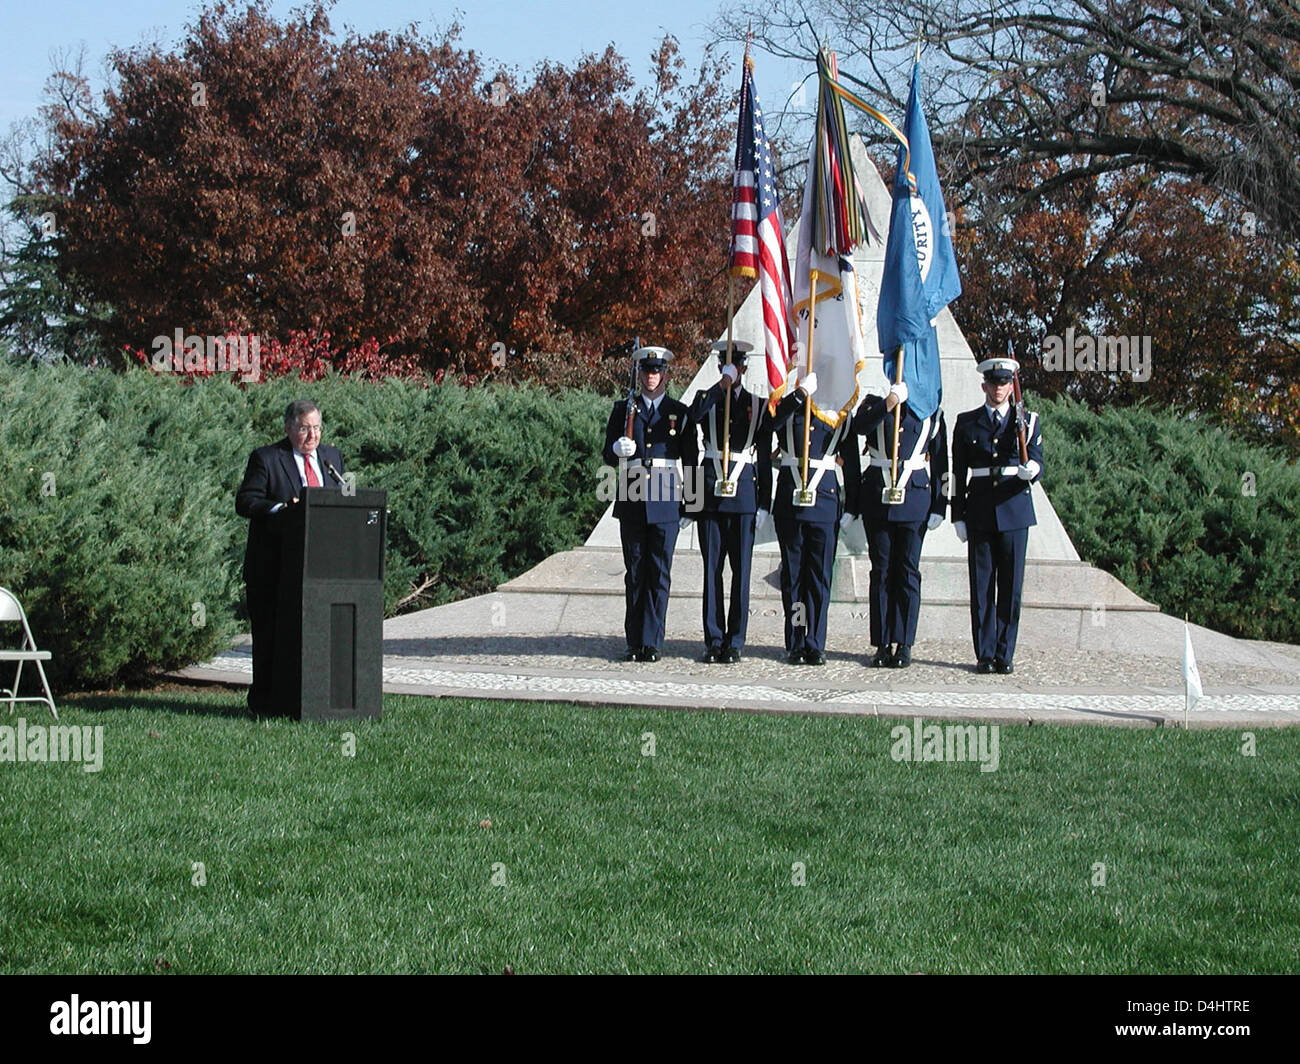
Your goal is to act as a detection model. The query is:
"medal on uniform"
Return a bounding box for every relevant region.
[668,414,677,436]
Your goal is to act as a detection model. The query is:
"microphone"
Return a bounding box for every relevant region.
[322,459,346,486]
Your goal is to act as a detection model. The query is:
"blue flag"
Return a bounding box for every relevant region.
[877,62,961,420]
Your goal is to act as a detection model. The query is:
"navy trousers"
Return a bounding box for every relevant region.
[775,514,837,655]
[866,521,926,648]
[967,527,1028,663]
[697,512,756,652]
[620,519,679,651]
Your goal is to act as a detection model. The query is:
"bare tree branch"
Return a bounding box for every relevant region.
[714,0,1300,240]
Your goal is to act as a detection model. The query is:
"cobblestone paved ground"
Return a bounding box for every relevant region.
[182,632,1300,729]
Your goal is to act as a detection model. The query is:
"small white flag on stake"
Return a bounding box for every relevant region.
[1183,619,1203,726]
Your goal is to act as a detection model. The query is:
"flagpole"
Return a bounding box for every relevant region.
[889,32,920,500]
[721,275,737,485]
[800,63,828,500]
[801,270,818,496]
[717,42,757,499]
[886,345,906,502]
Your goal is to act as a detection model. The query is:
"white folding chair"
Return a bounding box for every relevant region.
[0,587,57,720]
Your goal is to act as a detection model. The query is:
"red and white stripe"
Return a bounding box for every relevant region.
[757,209,794,401]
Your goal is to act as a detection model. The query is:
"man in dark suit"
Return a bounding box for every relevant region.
[768,368,861,665]
[687,341,773,664]
[850,381,948,668]
[603,347,697,662]
[235,400,346,712]
[950,357,1043,674]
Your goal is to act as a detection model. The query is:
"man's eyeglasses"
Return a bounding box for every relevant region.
[292,422,323,436]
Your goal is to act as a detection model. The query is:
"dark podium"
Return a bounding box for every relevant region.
[273,487,388,721]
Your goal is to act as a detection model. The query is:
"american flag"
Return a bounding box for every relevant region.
[728,58,796,406]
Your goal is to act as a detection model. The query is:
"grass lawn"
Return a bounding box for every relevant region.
[1,690,1297,974]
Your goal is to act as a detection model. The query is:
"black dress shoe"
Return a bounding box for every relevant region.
[639,647,661,663]
[805,649,826,666]
[623,647,643,662]
[785,649,806,665]
[701,647,721,664]
[995,659,1014,674]
[722,647,741,664]
[891,645,912,668]
[976,658,995,674]
[869,646,893,668]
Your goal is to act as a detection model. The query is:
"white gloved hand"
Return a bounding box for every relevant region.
[613,436,637,459]
[889,381,909,404]
[838,513,868,553]
[755,509,771,532]
[719,363,739,385]
[926,512,943,532]
[678,516,693,532]
[954,520,968,543]
[1017,459,1040,480]
[798,370,818,397]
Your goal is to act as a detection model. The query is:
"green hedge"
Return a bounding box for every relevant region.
[1036,396,1300,643]
[0,364,608,689]
[2,366,1294,691]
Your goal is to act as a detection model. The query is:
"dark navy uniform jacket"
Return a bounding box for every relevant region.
[951,405,1043,533]
[850,397,948,527]
[688,383,773,516]
[768,392,861,524]
[603,394,697,525]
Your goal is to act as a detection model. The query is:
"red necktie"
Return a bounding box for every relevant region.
[304,456,320,487]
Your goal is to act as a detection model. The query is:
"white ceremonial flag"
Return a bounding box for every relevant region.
[792,138,866,426]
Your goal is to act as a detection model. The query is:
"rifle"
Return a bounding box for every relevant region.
[625,336,641,440]
[601,337,641,441]
[1010,347,1029,465]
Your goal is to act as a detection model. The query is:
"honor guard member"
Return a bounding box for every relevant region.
[768,367,861,665]
[849,381,949,668]
[951,357,1044,674]
[603,346,697,662]
[687,341,773,664]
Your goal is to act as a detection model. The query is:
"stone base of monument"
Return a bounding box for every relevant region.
[375,545,1284,670]
[501,546,1154,611]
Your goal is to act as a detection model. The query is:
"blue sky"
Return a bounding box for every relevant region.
[0,1,810,131]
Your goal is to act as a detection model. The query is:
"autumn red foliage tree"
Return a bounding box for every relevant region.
[30,1,734,382]
[952,167,1300,439]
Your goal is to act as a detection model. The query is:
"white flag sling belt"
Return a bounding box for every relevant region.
[868,415,933,491]
[705,393,762,496]
[781,419,846,504]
